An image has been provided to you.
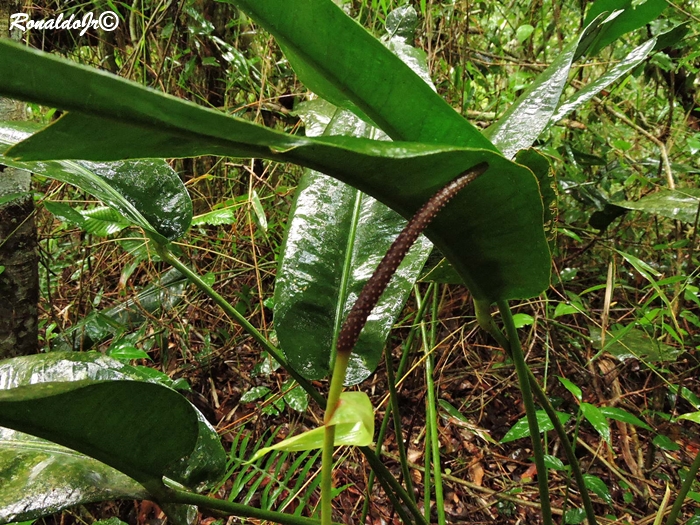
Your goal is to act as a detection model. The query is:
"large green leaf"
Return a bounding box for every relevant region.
[551,38,656,123]
[583,0,668,56]
[0,42,549,302]
[228,0,494,150]
[0,380,198,491]
[275,100,432,382]
[0,427,147,524]
[0,351,226,491]
[615,188,700,223]
[274,12,436,383]
[484,17,603,159]
[0,121,191,241]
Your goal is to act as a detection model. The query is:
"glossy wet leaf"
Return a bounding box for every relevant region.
[0,43,548,303]
[240,386,271,403]
[281,379,309,413]
[45,203,132,237]
[590,326,682,363]
[227,0,494,150]
[51,269,188,352]
[615,188,700,224]
[274,11,460,382]
[557,376,583,402]
[551,38,656,123]
[583,0,667,56]
[501,410,571,443]
[0,380,198,490]
[250,392,374,461]
[581,402,611,445]
[0,427,147,524]
[484,18,603,159]
[677,411,700,425]
[599,406,652,431]
[582,474,613,505]
[512,313,534,328]
[0,121,191,242]
[275,99,431,383]
[0,352,225,491]
[543,454,567,471]
[652,433,679,451]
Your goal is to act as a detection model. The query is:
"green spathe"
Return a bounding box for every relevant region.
[250,392,374,461]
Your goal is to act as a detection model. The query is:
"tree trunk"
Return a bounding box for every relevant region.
[0,0,39,358]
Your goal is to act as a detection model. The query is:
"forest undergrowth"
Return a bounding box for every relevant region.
[12,0,700,523]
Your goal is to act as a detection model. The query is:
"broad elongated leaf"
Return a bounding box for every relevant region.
[589,326,682,362]
[678,411,700,425]
[0,121,191,241]
[45,202,131,237]
[250,392,374,460]
[51,269,188,352]
[228,0,494,150]
[583,0,668,56]
[580,402,611,445]
[0,42,550,302]
[484,17,604,159]
[500,410,571,443]
[552,39,656,123]
[0,380,198,491]
[582,474,613,505]
[0,351,226,491]
[276,100,432,382]
[275,11,436,384]
[599,406,652,430]
[615,188,700,223]
[0,427,147,524]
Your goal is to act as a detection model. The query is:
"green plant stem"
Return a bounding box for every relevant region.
[361,287,433,523]
[157,244,429,525]
[384,341,416,499]
[423,415,433,520]
[155,244,325,408]
[164,486,342,525]
[321,349,350,525]
[497,300,553,525]
[416,286,446,525]
[533,378,599,524]
[665,446,700,525]
[482,298,598,525]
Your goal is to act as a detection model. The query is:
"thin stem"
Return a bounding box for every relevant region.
[155,244,325,408]
[384,341,416,499]
[360,445,426,525]
[528,370,598,525]
[665,446,700,525]
[361,286,434,523]
[160,243,428,522]
[497,300,553,525]
[164,486,341,525]
[155,244,428,523]
[424,415,433,520]
[482,298,598,524]
[321,350,350,525]
[416,286,446,525]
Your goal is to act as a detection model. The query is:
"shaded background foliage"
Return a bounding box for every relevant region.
[2,0,700,523]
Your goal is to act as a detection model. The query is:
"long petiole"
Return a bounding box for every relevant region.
[479,298,598,523]
[497,300,553,525]
[416,286,445,524]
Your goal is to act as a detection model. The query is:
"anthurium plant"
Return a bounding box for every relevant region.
[0,0,670,524]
